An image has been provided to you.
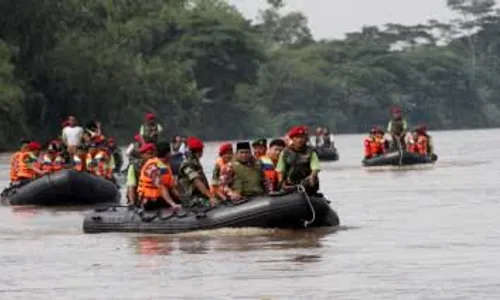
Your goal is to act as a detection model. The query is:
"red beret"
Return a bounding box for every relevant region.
[139,143,156,154]
[391,106,401,113]
[186,136,204,151]
[145,113,156,121]
[219,143,233,156]
[288,126,308,138]
[92,135,106,143]
[107,137,115,144]
[27,142,42,151]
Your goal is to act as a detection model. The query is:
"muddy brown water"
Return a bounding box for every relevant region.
[0,129,498,299]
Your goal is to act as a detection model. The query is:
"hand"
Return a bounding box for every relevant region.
[172,203,182,212]
[229,192,242,201]
[209,197,219,207]
[95,121,101,128]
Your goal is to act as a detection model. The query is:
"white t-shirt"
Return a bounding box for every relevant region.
[62,126,84,146]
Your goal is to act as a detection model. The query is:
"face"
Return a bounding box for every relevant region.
[253,145,266,157]
[268,145,284,160]
[291,135,307,148]
[142,151,156,160]
[221,151,233,163]
[21,143,29,151]
[236,149,252,163]
[83,133,92,142]
[68,116,77,126]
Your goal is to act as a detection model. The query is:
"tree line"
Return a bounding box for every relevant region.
[1,0,499,149]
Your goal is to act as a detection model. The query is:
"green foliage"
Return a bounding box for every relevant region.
[0,0,500,149]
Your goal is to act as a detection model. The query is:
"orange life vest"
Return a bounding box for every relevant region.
[260,156,278,191]
[364,136,384,158]
[137,158,163,202]
[416,135,429,155]
[17,152,39,180]
[9,151,21,182]
[41,154,65,173]
[210,157,228,194]
[87,151,109,178]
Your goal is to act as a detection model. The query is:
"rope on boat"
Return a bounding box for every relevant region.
[297,184,316,228]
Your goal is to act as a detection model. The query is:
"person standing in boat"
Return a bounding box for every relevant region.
[177,137,217,207]
[277,126,321,194]
[211,143,233,201]
[61,116,84,156]
[9,139,31,185]
[220,142,271,201]
[314,127,324,147]
[137,142,181,211]
[139,113,163,144]
[387,106,408,151]
[126,143,156,205]
[321,128,335,148]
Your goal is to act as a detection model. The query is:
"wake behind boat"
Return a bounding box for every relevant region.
[83,192,339,234]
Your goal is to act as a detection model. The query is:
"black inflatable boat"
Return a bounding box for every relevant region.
[83,192,340,234]
[362,151,438,167]
[1,169,120,206]
[315,147,339,161]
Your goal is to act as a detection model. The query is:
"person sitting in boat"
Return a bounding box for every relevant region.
[9,139,31,185]
[86,136,111,180]
[211,143,233,200]
[85,121,102,138]
[363,126,386,159]
[252,138,267,159]
[137,142,181,211]
[40,142,66,173]
[414,124,434,156]
[322,128,335,148]
[127,143,156,205]
[73,145,87,172]
[387,106,408,150]
[314,127,324,147]
[178,137,217,207]
[259,139,285,192]
[107,138,123,173]
[17,142,46,182]
[220,142,271,201]
[140,113,163,145]
[277,126,320,194]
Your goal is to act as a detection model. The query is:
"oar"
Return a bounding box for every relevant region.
[396,136,403,166]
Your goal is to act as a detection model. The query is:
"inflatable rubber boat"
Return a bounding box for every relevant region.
[362,151,438,167]
[315,147,339,161]
[83,192,340,234]
[1,169,120,206]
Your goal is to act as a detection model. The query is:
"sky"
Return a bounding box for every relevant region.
[228,0,456,39]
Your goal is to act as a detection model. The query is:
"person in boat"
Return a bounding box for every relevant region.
[17,142,46,183]
[322,128,334,148]
[127,143,156,205]
[9,139,31,185]
[73,145,87,172]
[86,136,111,180]
[81,131,93,148]
[277,125,320,194]
[107,138,123,173]
[314,127,324,147]
[220,142,271,201]
[85,121,102,138]
[413,124,434,156]
[211,143,233,200]
[137,142,181,211]
[177,136,217,207]
[259,139,285,192]
[140,113,163,144]
[172,135,187,156]
[363,126,387,159]
[126,134,143,161]
[387,106,408,151]
[61,116,84,156]
[40,142,66,173]
[252,138,267,159]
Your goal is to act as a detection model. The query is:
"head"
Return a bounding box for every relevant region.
[322,128,329,135]
[139,143,157,160]
[268,139,286,161]
[171,135,182,150]
[83,131,92,143]
[156,141,171,161]
[288,126,308,149]
[46,143,58,158]
[107,138,116,150]
[67,116,78,127]
[251,138,267,158]
[391,106,402,119]
[20,139,31,151]
[218,143,233,163]
[145,113,156,125]
[186,136,204,158]
[235,142,252,163]
[27,142,42,156]
[416,124,427,135]
[316,127,322,135]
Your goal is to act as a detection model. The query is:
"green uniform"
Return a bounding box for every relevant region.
[387,117,408,150]
[178,153,210,207]
[276,146,320,193]
[229,160,265,197]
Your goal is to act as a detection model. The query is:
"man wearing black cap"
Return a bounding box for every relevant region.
[221,142,271,201]
[252,138,267,159]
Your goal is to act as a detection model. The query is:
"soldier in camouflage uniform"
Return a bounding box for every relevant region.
[177,136,217,208]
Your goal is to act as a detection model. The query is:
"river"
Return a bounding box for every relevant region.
[0,129,499,299]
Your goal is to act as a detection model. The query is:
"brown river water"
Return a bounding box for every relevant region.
[0,129,498,299]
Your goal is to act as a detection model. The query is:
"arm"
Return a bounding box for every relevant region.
[126,165,137,204]
[309,152,320,178]
[276,151,285,184]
